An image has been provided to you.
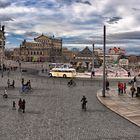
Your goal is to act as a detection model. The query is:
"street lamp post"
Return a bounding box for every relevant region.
[102,25,106,97]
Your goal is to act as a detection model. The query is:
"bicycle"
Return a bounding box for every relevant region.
[67,80,76,87]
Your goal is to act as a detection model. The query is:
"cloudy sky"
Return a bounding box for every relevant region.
[0,0,140,55]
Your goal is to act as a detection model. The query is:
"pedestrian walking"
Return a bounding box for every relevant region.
[115,72,118,77]
[7,79,10,88]
[7,69,10,77]
[91,71,95,78]
[21,78,24,86]
[120,83,124,94]
[10,80,15,88]
[22,99,26,113]
[81,96,87,111]
[130,85,136,98]
[28,80,31,90]
[18,98,22,111]
[118,82,121,94]
[128,71,131,77]
[123,83,126,93]
[13,80,15,87]
[12,101,16,110]
[106,80,109,90]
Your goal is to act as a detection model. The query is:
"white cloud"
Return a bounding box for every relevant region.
[0,0,140,54]
[0,6,37,14]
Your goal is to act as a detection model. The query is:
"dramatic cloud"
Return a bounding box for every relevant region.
[76,0,92,5]
[23,31,40,38]
[55,0,92,5]
[0,0,140,55]
[106,16,122,24]
[0,1,11,8]
[132,8,140,11]
[108,31,140,40]
[0,15,13,22]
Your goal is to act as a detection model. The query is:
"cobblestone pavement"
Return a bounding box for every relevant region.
[0,73,140,140]
[97,87,140,127]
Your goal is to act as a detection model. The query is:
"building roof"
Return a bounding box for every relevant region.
[109,47,125,54]
[34,34,61,42]
[76,46,92,57]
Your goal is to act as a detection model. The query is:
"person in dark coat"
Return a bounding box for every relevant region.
[22,99,26,113]
[81,96,87,111]
[12,101,16,110]
[18,98,22,111]
[128,71,131,77]
[130,85,136,98]
[123,83,126,93]
[106,80,109,90]
[28,80,31,89]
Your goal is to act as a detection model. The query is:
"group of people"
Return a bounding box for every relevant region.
[7,79,15,88]
[13,98,26,113]
[118,82,126,94]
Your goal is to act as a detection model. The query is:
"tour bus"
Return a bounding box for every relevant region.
[49,68,77,78]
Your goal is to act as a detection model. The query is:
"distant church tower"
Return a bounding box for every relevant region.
[0,24,6,66]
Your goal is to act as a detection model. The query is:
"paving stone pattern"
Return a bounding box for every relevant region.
[0,73,140,140]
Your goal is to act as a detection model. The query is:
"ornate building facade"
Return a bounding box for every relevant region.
[71,46,102,71]
[20,34,62,62]
[0,25,5,66]
[62,47,75,62]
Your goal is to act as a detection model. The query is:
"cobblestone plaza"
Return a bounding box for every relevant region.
[0,71,140,140]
